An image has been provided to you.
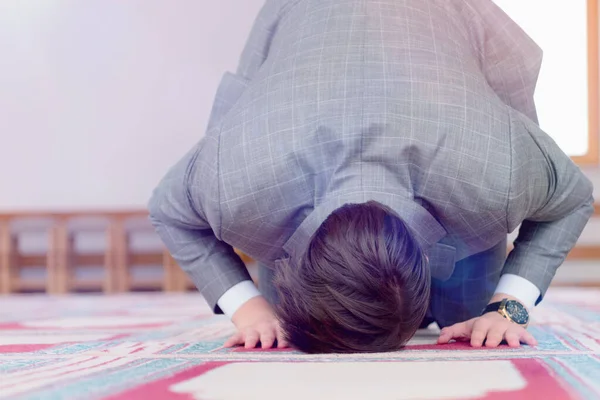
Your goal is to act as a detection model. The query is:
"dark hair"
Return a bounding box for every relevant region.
[274,201,430,353]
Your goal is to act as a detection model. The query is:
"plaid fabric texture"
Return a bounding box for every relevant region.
[148,0,594,311]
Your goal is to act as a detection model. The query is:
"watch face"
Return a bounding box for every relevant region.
[505,300,529,325]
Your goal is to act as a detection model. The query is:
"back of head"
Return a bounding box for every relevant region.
[274,201,430,353]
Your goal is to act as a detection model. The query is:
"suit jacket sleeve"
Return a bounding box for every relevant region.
[147,2,288,313]
[505,111,595,304]
[148,141,251,313]
[466,0,594,302]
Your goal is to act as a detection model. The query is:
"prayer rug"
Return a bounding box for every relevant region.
[1,288,599,399]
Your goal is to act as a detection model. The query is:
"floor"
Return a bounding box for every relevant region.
[0,289,599,400]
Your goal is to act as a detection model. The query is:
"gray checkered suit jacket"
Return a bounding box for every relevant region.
[149,0,594,314]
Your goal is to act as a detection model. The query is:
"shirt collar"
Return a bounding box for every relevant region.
[282,191,447,263]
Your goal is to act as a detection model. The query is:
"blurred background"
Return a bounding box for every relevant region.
[0,0,598,294]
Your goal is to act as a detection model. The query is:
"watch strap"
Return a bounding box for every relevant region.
[482,301,503,316]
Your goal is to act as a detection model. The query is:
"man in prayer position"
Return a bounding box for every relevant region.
[149,0,594,353]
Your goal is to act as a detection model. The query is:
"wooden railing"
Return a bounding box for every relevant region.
[0,211,232,294]
[0,205,598,294]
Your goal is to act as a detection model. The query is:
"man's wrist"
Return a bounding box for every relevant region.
[484,294,531,327]
[483,293,523,318]
[217,280,262,318]
[488,293,522,307]
[493,274,540,310]
[231,295,274,327]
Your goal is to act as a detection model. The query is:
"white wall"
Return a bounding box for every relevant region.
[494,0,590,157]
[0,0,264,210]
[0,0,598,210]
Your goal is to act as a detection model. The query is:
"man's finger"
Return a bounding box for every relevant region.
[520,330,538,347]
[505,330,521,348]
[485,326,506,348]
[244,331,260,349]
[276,327,289,348]
[260,331,276,349]
[470,319,491,348]
[437,326,457,344]
[224,332,243,348]
[437,321,471,344]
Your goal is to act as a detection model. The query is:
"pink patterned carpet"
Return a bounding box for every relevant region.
[1,289,599,400]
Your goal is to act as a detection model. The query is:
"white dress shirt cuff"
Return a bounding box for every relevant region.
[494,274,541,310]
[216,280,262,318]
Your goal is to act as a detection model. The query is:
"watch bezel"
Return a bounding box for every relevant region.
[500,299,530,327]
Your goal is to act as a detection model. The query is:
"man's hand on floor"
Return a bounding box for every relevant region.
[224,295,289,350]
[437,311,538,348]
